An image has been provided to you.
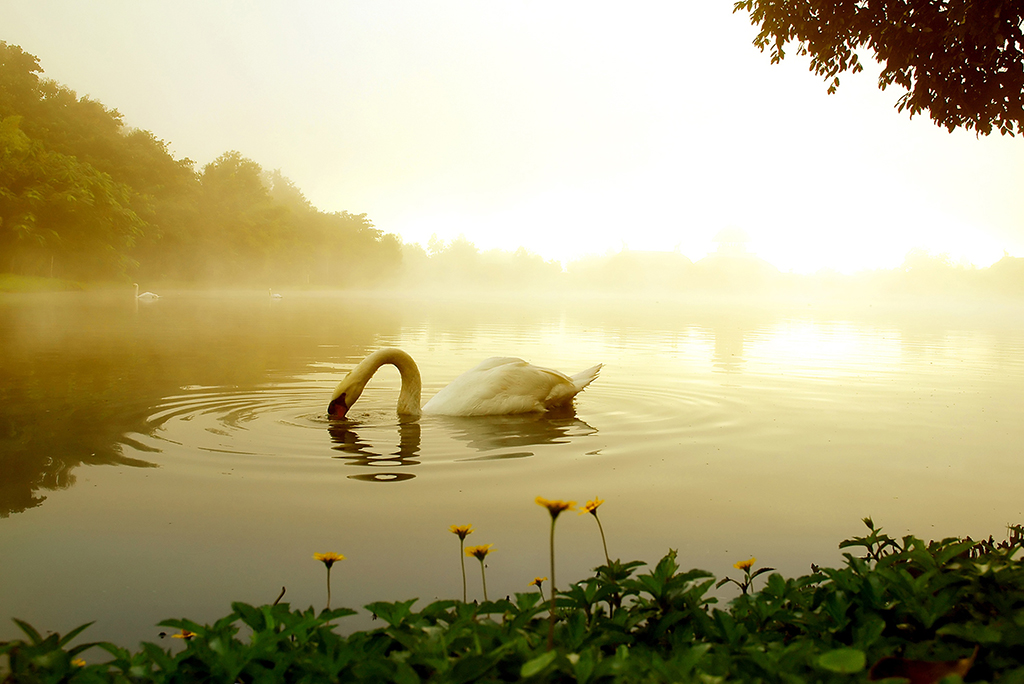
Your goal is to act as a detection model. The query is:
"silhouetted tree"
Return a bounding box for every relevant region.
[734,0,1024,135]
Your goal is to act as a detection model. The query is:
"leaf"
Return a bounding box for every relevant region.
[322,607,358,621]
[818,647,866,673]
[449,654,500,683]
[364,599,418,627]
[573,648,598,684]
[936,622,1003,645]
[57,622,95,647]
[853,613,886,648]
[12,619,44,644]
[520,650,557,678]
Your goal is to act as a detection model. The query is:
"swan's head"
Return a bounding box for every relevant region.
[327,373,366,419]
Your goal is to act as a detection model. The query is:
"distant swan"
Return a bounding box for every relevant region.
[134,283,160,300]
[328,348,601,418]
[269,288,282,299]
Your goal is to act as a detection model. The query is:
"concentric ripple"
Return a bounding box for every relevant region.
[116,366,746,484]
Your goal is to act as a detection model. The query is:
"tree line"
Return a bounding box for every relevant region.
[3,24,1022,294]
[0,41,400,285]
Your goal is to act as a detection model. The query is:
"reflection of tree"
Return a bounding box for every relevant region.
[0,293,394,516]
[0,358,159,517]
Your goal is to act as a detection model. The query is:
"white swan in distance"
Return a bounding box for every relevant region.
[269,288,282,299]
[134,283,160,300]
[327,348,602,419]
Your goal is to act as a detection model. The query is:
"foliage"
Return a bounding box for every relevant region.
[0,41,400,285]
[733,0,1024,136]
[3,520,1023,682]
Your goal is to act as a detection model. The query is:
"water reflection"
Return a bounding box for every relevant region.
[712,325,747,372]
[327,409,598,480]
[329,420,422,481]
[0,291,402,514]
[443,409,596,456]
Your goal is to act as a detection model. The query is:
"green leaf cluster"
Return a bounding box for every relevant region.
[3,521,1023,682]
[733,0,1024,136]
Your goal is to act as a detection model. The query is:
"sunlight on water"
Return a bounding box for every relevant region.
[1,291,1023,645]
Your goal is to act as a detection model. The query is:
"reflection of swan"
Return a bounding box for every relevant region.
[269,288,282,300]
[134,283,160,300]
[329,420,421,482]
[328,348,601,419]
[441,411,598,455]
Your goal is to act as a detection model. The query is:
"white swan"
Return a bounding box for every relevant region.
[327,348,601,418]
[269,288,282,299]
[134,283,160,300]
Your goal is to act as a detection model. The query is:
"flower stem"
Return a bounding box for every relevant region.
[595,514,610,566]
[460,539,467,603]
[325,565,332,611]
[547,517,557,651]
[479,559,489,602]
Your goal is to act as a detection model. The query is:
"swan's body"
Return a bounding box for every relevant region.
[328,348,601,419]
[134,283,160,300]
[269,288,282,299]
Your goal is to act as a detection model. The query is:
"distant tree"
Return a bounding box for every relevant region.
[192,151,286,280]
[733,0,1024,135]
[427,233,447,256]
[1,41,397,287]
[0,116,144,278]
[266,169,313,214]
[901,247,954,272]
[0,42,44,119]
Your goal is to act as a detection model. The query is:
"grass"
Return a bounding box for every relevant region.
[2,519,1023,683]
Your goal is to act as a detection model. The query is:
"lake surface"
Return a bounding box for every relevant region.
[2,290,1023,647]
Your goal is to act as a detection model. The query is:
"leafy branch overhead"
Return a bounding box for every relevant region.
[733,0,1024,135]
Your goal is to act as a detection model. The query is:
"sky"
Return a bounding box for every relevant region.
[3,0,1022,273]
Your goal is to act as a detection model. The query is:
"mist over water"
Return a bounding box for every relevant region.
[1,289,1023,646]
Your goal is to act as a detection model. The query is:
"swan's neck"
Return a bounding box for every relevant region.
[354,348,422,416]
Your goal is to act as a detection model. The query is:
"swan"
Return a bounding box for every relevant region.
[327,348,601,419]
[134,283,160,300]
[269,288,282,299]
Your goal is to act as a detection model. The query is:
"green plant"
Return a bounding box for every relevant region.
[4,520,1022,683]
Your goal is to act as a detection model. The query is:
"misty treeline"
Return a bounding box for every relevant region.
[0,42,397,285]
[3,40,1023,297]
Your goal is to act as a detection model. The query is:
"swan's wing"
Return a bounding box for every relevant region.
[423,358,575,416]
[466,357,532,372]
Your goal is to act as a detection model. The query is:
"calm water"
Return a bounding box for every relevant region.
[2,290,1023,646]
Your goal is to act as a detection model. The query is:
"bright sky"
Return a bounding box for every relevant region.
[3,1,1022,273]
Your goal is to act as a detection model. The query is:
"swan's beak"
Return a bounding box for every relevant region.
[327,397,348,419]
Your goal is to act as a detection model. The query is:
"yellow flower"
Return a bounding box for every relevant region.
[171,629,196,640]
[734,557,756,571]
[530,576,547,588]
[465,544,494,560]
[449,524,474,540]
[536,496,576,519]
[314,552,345,569]
[72,659,86,667]
[579,497,604,516]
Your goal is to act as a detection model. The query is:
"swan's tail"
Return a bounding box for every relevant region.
[571,364,602,393]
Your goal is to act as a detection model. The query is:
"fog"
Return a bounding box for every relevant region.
[379,236,1024,303]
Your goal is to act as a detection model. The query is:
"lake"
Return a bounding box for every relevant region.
[1,290,1023,647]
